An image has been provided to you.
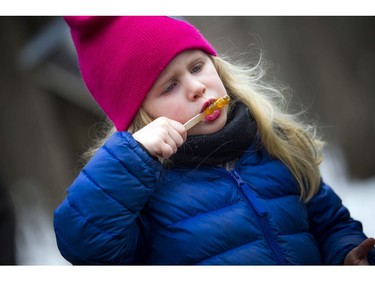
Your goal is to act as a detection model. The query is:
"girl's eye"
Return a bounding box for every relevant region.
[163,82,177,94]
[191,63,203,73]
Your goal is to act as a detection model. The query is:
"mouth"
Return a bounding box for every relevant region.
[200,98,217,113]
[200,97,225,123]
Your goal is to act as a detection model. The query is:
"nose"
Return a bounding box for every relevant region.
[187,77,206,100]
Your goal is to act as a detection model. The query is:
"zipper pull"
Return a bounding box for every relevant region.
[231,170,267,217]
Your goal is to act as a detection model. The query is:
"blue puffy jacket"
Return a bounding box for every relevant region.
[53,131,375,264]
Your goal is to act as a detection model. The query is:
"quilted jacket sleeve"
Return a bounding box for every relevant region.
[53,131,162,264]
[307,179,375,264]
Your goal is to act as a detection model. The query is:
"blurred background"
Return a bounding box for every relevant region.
[0,16,374,265]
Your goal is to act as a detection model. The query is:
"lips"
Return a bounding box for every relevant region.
[199,98,222,122]
[200,98,217,113]
[204,109,221,121]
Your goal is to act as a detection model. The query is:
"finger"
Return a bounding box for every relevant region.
[167,127,185,148]
[133,117,186,158]
[357,238,375,257]
[159,142,175,159]
[163,135,178,155]
[167,119,187,142]
[133,128,174,158]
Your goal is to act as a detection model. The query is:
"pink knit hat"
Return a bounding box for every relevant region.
[64,16,216,131]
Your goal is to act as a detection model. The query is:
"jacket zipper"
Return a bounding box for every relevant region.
[231,169,288,265]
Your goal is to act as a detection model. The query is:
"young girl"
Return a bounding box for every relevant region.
[54,16,375,265]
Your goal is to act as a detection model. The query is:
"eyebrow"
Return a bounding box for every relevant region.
[157,70,173,85]
[154,54,207,89]
[174,54,206,75]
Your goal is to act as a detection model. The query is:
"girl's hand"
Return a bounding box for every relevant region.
[133,117,187,159]
[344,237,375,265]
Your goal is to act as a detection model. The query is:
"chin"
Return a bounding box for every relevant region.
[188,116,227,136]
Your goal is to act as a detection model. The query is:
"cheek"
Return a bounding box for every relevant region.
[149,102,188,123]
[215,79,227,95]
[207,73,227,96]
[164,106,189,123]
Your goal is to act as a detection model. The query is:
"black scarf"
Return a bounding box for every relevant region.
[169,102,257,167]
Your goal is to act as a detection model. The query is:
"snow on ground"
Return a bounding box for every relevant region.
[9,179,69,265]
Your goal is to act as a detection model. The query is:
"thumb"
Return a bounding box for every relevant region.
[344,237,375,265]
[355,238,375,258]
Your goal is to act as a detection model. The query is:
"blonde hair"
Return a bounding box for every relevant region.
[83,52,324,202]
[212,54,324,202]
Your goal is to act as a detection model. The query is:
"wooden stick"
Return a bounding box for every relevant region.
[184,113,204,130]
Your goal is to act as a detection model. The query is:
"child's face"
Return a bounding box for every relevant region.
[143,50,229,135]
